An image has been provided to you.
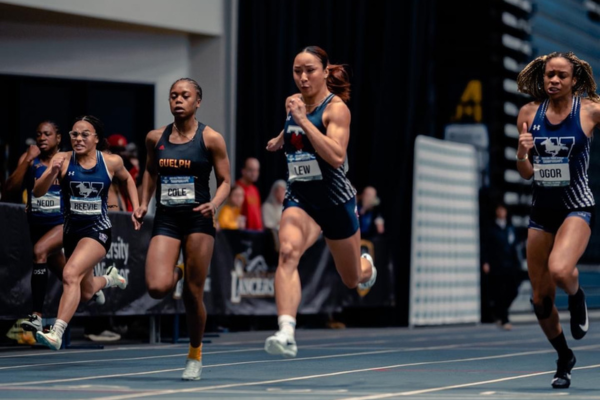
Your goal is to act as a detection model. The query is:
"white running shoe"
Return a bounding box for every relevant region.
[173,278,184,300]
[106,266,127,289]
[36,327,62,350]
[93,290,106,305]
[85,330,121,342]
[357,253,377,292]
[181,359,202,381]
[21,314,43,333]
[265,330,297,358]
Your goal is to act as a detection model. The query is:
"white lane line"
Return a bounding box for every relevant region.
[1,336,582,384]
[0,347,443,387]
[67,348,585,400]
[85,352,600,400]
[0,336,530,371]
[0,348,263,371]
[0,337,395,364]
[0,337,531,380]
[0,325,567,359]
[337,363,600,399]
[0,344,188,359]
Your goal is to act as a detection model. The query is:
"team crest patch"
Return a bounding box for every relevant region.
[534,137,575,158]
[70,182,104,197]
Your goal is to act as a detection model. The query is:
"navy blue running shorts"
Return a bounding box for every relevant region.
[63,229,112,259]
[152,210,216,240]
[29,223,61,245]
[283,197,359,240]
[528,206,595,234]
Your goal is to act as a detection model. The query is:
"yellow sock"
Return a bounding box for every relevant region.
[188,344,202,361]
[176,263,184,279]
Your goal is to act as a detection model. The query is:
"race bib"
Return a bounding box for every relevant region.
[533,157,570,187]
[31,191,61,214]
[286,152,322,182]
[70,197,102,215]
[160,176,196,206]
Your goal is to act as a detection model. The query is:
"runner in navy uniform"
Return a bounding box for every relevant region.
[135,78,231,380]
[5,122,73,333]
[516,52,600,389]
[264,46,376,358]
[33,115,140,350]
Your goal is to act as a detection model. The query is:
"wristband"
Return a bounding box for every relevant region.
[516,153,528,162]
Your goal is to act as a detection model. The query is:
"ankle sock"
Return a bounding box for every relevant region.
[550,331,573,361]
[188,344,202,361]
[278,315,296,337]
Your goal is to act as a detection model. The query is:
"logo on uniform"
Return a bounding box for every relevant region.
[287,125,304,151]
[98,232,108,243]
[158,145,165,150]
[534,137,575,157]
[71,182,104,198]
[532,125,541,131]
[68,171,75,176]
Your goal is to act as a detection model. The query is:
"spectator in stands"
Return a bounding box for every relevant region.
[107,134,140,183]
[217,185,246,230]
[107,134,140,211]
[357,186,385,239]
[236,157,263,230]
[482,201,523,330]
[262,180,286,230]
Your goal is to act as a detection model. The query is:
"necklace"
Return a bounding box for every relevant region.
[303,92,331,108]
[173,120,197,140]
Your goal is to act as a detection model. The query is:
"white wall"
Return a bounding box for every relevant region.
[0,0,236,140]
[0,19,190,128]
[0,0,223,36]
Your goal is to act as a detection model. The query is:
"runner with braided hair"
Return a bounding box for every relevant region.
[516,52,600,389]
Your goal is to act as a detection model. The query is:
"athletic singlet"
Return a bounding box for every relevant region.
[530,97,594,209]
[25,157,64,225]
[62,151,112,234]
[282,93,356,208]
[154,123,212,212]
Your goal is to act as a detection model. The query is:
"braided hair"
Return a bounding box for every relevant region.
[170,78,203,100]
[73,115,108,151]
[517,52,599,102]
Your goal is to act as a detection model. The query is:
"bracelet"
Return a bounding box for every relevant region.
[516,153,528,162]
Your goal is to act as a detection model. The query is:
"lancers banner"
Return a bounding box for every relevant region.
[210,230,395,315]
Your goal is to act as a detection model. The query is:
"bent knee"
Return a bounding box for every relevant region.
[80,290,94,303]
[549,262,576,283]
[147,284,170,299]
[531,294,554,320]
[32,243,49,262]
[340,273,360,289]
[279,241,301,264]
[62,268,82,286]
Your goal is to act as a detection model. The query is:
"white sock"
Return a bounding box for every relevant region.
[278,315,296,337]
[53,319,68,338]
[104,274,114,288]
